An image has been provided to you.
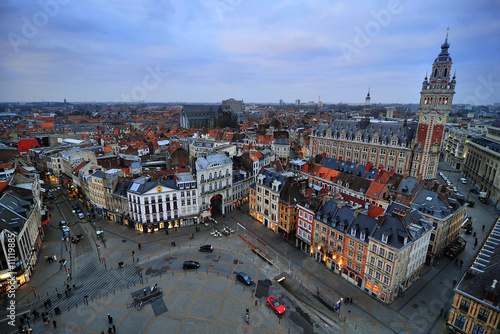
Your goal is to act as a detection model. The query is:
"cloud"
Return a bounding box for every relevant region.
[0,0,498,104]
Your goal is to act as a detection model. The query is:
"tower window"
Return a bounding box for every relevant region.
[444,68,448,77]
[434,69,438,77]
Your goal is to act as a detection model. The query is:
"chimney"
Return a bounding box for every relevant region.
[323,192,332,205]
[354,208,361,218]
[337,200,345,209]
[377,214,385,226]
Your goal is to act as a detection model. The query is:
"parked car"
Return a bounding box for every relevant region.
[266,296,285,315]
[460,178,468,184]
[470,189,479,194]
[236,272,252,285]
[199,245,213,252]
[77,213,85,219]
[182,261,200,270]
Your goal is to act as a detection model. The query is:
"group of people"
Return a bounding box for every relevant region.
[44,255,56,263]
[105,314,117,333]
[101,325,116,334]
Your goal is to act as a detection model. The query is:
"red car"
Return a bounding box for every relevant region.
[266,296,285,315]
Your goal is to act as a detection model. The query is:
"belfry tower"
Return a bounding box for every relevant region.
[411,31,456,179]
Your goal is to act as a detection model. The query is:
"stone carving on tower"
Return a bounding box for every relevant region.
[411,31,456,179]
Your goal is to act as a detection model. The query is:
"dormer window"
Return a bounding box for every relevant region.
[382,234,388,243]
[360,232,365,241]
[351,228,356,236]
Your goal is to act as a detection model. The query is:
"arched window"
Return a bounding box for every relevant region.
[434,69,438,77]
[209,173,212,180]
[444,68,448,77]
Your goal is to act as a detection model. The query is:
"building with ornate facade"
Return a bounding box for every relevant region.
[306,197,432,304]
[463,122,500,205]
[310,36,455,180]
[443,127,474,170]
[195,153,233,216]
[409,187,467,265]
[127,173,198,232]
[447,217,500,333]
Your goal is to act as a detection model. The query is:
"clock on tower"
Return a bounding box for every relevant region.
[412,29,456,179]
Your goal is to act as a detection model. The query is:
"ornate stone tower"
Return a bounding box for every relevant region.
[411,31,456,179]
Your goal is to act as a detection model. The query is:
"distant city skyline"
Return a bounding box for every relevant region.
[1,1,498,105]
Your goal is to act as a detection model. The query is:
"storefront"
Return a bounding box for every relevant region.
[134,215,199,233]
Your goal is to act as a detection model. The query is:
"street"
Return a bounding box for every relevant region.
[3,163,499,334]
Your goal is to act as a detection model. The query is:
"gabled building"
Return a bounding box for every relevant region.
[250,168,291,233]
[410,188,467,265]
[278,176,308,240]
[295,196,327,254]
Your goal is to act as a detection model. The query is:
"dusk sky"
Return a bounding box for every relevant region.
[1,0,498,104]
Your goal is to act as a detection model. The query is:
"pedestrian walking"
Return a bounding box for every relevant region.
[73,284,76,290]
[245,313,249,324]
[101,331,105,334]
[112,324,116,333]
[52,320,57,328]
[165,229,169,235]
[108,327,113,334]
[108,314,113,324]
[482,225,485,231]
[460,260,463,267]
[440,308,444,316]
[453,279,457,287]
[443,309,448,319]
[350,296,353,304]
